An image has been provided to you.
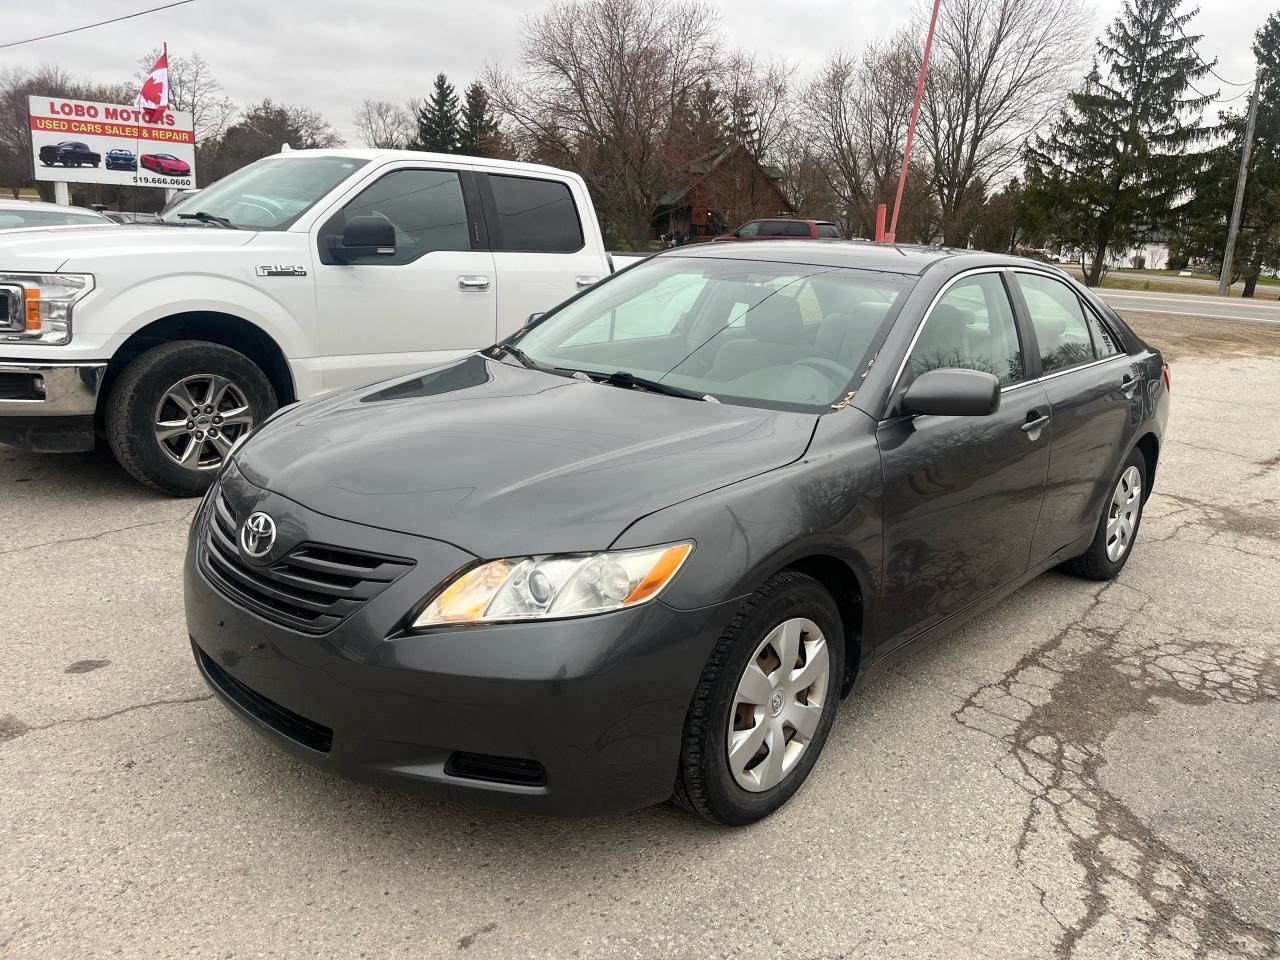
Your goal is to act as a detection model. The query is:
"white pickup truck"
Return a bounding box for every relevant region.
[0,149,618,494]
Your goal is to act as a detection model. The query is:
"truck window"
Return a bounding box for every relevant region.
[323,169,471,265]
[485,175,583,253]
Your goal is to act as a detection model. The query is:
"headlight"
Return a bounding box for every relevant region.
[412,542,693,629]
[0,273,93,345]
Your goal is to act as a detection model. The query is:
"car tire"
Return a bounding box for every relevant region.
[105,340,277,497]
[673,570,844,826]
[1063,447,1147,581]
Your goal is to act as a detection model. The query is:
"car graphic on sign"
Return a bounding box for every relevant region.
[38,141,101,168]
[140,154,191,176]
[105,149,137,171]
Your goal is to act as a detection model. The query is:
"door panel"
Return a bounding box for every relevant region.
[874,269,1048,654]
[1012,271,1142,564]
[1028,355,1143,562]
[312,166,496,390]
[877,383,1052,651]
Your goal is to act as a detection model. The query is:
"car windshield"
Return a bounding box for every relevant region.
[160,155,368,230]
[0,207,109,229]
[510,257,912,411]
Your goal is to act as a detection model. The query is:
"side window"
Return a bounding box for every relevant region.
[486,174,583,253]
[1083,303,1123,357]
[775,278,824,323]
[909,273,1025,386]
[736,222,761,237]
[322,169,469,265]
[779,220,810,237]
[1017,273,1095,372]
[816,223,841,239]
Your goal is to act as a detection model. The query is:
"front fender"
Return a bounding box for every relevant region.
[611,413,884,617]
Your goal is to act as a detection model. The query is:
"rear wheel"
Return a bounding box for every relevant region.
[105,340,276,496]
[1063,447,1147,580]
[673,571,843,825]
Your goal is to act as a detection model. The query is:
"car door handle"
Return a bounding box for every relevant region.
[1021,413,1050,435]
[458,276,491,291]
[1121,374,1139,398]
[575,275,600,289]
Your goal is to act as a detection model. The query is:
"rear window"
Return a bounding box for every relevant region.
[486,174,583,253]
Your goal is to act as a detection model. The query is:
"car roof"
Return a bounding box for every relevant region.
[268,147,581,180]
[0,198,107,216]
[650,240,1065,277]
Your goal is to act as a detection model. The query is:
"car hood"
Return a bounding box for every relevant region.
[237,355,819,558]
[0,224,256,272]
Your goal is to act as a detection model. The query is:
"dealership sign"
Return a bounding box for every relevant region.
[28,95,197,189]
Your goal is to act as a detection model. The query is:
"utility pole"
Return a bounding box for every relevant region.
[886,0,942,244]
[1217,68,1262,297]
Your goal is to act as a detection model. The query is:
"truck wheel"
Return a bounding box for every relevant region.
[106,340,277,497]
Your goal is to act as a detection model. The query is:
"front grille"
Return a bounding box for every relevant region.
[200,490,414,634]
[0,372,43,401]
[197,647,333,753]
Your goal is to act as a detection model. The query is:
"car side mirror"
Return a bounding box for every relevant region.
[901,368,1001,418]
[329,216,396,261]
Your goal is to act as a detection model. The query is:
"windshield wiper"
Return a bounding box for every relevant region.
[594,370,713,402]
[177,211,238,229]
[492,343,541,369]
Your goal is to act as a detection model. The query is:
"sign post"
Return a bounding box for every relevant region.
[28,95,196,196]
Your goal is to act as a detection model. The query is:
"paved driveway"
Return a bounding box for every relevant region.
[2,316,1278,959]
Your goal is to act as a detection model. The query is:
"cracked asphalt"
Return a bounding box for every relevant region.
[2,315,1279,959]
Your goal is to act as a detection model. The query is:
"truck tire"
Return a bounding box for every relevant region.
[106,340,277,497]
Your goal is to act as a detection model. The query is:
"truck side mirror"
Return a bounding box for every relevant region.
[329,216,396,262]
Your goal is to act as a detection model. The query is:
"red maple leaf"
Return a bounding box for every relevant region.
[140,76,163,106]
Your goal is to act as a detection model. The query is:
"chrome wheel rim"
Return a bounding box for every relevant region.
[727,617,830,793]
[153,374,253,473]
[1105,465,1142,561]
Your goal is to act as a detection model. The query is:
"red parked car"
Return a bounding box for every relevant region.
[140,153,191,176]
[713,218,843,241]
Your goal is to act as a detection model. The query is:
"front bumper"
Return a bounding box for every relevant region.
[0,360,105,452]
[184,473,732,817]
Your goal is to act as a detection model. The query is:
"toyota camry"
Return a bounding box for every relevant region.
[185,242,1169,825]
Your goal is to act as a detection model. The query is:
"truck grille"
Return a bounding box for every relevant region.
[199,490,414,634]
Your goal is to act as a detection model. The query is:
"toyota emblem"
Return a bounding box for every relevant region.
[239,512,277,560]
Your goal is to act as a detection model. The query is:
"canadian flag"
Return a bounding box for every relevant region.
[135,51,169,123]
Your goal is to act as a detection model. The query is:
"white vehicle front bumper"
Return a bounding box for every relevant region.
[0,360,106,452]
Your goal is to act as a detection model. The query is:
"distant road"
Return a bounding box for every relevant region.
[1096,288,1280,326]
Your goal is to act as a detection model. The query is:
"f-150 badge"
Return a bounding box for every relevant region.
[256,265,307,277]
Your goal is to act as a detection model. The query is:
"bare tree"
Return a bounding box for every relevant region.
[802,36,933,239]
[486,0,721,247]
[918,0,1089,246]
[134,49,236,144]
[353,98,412,149]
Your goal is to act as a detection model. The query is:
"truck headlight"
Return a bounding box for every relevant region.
[412,542,693,629]
[0,273,93,344]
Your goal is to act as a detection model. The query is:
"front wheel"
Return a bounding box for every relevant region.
[105,340,277,496]
[673,571,844,825]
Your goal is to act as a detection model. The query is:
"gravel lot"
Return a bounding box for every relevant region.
[2,314,1279,960]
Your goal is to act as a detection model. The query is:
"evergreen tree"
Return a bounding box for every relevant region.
[1023,0,1214,285]
[1184,12,1280,296]
[457,82,498,157]
[410,73,460,153]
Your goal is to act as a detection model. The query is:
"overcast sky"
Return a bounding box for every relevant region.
[4,0,1270,140]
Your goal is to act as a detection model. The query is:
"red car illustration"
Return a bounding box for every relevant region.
[140,154,191,176]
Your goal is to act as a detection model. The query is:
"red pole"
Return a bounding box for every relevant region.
[886,0,942,244]
[874,202,887,242]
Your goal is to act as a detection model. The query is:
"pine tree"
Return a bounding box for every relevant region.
[1184,13,1280,296]
[457,82,498,157]
[1023,0,1214,285]
[410,73,460,153]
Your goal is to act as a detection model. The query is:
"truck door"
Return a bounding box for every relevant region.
[311,165,495,390]
[476,172,611,339]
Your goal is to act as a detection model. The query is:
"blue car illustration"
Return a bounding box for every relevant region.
[105,149,137,172]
